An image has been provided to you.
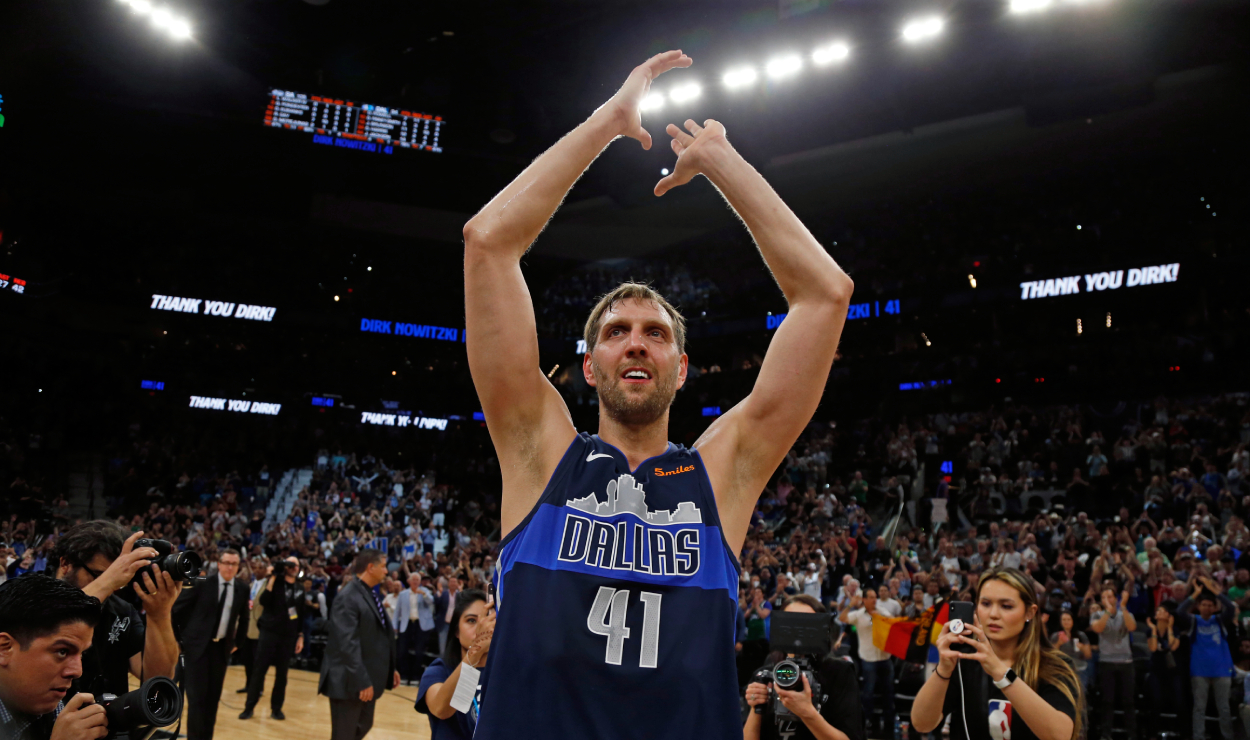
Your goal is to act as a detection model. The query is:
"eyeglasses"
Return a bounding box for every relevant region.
[80,563,106,580]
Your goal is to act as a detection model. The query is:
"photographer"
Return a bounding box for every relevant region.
[239,557,306,721]
[50,523,180,696]
[744,595,863,740]
[911,568,1083,740]
[0,575,104,740]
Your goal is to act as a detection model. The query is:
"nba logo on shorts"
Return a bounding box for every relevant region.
[988,699,1013,740]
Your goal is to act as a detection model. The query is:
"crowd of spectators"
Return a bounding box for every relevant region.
[3,390,1250,739]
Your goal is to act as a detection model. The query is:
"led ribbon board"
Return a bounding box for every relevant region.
[150,295,276,322]
[265,89,444,153]
[1019,262,1180,300]
[767,299,899,329]
[359,412,448,430]
[359,318,463,342]
[188,396,281,415]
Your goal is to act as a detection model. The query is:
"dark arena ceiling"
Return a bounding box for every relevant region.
[0,0,1247,445]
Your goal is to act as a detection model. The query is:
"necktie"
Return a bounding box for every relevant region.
[214,582,230,640]
[368,585,387,625]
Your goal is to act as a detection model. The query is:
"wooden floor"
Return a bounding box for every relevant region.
[139,665,432,740]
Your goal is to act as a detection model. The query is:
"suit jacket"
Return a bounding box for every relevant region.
[245,577,265,640]
[173,575,249,662]
[433,589,450,632]
[395,587,435,633]
[318,579,397,700]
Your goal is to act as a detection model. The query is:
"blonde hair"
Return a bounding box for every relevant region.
[582,282,686,354]
[976,567,1084,740]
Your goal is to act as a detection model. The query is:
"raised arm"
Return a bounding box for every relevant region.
[668,121,854,552]
[462,51,691,536]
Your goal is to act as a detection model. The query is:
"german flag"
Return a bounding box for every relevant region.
[869,600,950,662]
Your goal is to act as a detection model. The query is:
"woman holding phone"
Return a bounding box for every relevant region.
[911,567,1084,740]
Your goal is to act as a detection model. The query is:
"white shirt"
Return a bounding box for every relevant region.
[847,607,892,662]
[941,556,962,588]
[215,573,235,641]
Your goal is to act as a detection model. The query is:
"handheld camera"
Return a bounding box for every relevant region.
[131,539,203,588]
[95,676,183,740]
[751,611,831,724]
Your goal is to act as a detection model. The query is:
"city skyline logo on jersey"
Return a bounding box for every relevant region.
[567,474,702,525]
[558,474,702,577]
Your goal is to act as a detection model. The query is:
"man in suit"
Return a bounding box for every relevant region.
[318,549,399,740]
[173,548,248,740]
[395,573,434,685]
[234,556,269,694]
[239,556,306,720]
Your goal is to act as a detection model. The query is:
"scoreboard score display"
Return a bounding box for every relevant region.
[265,89,444,153]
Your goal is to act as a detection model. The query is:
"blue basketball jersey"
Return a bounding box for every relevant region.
[475,432,742,739]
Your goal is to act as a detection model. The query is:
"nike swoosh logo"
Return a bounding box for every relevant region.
[586,452,614,462]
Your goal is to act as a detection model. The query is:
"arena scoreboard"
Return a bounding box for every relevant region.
[265,89,444,153]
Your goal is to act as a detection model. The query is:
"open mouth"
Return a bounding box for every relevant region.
[620,367,653,384]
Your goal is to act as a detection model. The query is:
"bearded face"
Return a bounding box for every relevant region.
[591,352,681,425]
[583,298,686,427]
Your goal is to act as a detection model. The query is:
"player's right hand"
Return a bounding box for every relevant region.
[91,531,159,596]
[596,50,693,151]
[51,693,109,740]
[745,682,770,708]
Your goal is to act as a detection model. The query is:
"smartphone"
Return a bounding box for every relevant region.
[948,601,976,654]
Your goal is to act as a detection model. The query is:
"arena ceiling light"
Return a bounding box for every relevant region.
[669,83,702,103]
[722,67,758,89]
[639,93,666,112]
[1009,0,1053,13]
[811,42,851,65]
[902,17,945,43]
[117,0,193,41]
[765,55,803,80]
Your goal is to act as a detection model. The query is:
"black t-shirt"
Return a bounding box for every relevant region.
[755,657,865,740]
[943,661,1077,740]
[75,595,145,696]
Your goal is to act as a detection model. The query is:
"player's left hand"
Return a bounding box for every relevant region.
[134,565,179,616]
[774,674,818,721]
[655,119,730,196]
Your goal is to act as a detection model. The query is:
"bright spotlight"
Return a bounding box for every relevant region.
[150,6,173,28]
[168,18,192,39]
[1010,0,1053,13]
[722,67,758,89]
[765,55,803,80]
[669,83,701,103]
[902,17,944,43]
[130,0,152,13]
[639,93,665,112]
[812,43,850,65]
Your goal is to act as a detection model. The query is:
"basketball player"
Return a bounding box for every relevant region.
[463,50,854,739]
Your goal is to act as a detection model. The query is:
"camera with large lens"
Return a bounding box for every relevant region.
[751,611,832,725]
[95,676,183,740]
[130,538,204,592]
